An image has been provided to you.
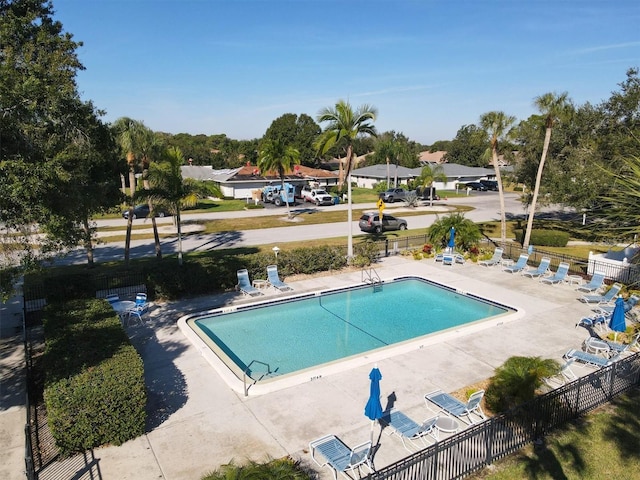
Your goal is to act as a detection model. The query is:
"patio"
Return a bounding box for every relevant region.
[36,255,601,479]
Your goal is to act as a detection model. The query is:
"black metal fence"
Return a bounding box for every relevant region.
[366,352,640,480]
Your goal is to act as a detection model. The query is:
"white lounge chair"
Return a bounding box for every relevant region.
[579,283,622,304]
[309,434,373,480]
[503,254,529,274]
[540,262,570,285]
[576,271,605,293]
[236,268,263,297]
[593,294,639,317]
[380,409,439,452]
[266,264,293,291]
[478,248,503,267]
[522,257,551,278]
[424,389,486,425]
[543,359,577,388]
[564,349,621,368]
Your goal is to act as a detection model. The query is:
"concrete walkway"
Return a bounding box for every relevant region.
[4,255,605,479]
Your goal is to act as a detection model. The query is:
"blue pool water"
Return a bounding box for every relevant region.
[189,277,511,379]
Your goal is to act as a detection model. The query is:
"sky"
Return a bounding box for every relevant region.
[52,0,640,145]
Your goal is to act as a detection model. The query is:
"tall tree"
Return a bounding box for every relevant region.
[139,147,220,266]
[444,125,489,166]
[479,111,516,246]
[263,113,320,166]
[522,92,572,248]
[257,139,300,219]
[315,100,378,258]
[111,117,149,265]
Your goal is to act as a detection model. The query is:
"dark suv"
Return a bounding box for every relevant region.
[480,180,498,191]
[122,204,169,219]
[359,213,408,233]
[464,182,488,191]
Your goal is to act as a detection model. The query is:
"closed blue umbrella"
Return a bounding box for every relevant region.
[364,366,383,444]
[609,296,626,342]
[447,227,456,251]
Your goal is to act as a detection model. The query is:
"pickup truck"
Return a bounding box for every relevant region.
[301,187,334,206]
[379,188,410,203]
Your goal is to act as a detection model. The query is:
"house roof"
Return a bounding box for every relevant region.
[419,151,447,164]
[181,164,338,183]
[351,162,497,180]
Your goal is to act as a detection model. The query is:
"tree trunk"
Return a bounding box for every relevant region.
[125,156,136,265]
[346,145,354,259]
[523,127,552,248]
[492,148,507,246]
[338,158,345,188]
[176,208,183,266]
[82,217,94,268]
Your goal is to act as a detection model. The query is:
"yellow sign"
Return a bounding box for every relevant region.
[376,198,385,211]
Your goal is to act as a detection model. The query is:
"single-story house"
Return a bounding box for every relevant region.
[181,164,339,200]
[350,163,499,191]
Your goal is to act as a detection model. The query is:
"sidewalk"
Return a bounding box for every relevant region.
[0,289,28,480]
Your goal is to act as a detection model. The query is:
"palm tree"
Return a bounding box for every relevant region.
[112,117,147,265]
[141,147,220,266]
[257,139,300,219]
[523,92,572,248]
[315,100,378,258]
[427,213,482,251]
[417,163,447,206]
[137,127,165,259]
[479,111,516,246]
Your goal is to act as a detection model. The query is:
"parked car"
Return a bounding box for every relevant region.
[359,212,408,234]
[122,204,169,220]
[379,188,410,203]
[480,180,499,191]
[464,182,488,191]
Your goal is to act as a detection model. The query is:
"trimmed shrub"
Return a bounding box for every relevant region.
[43,299,146,454]
[514,229,570,247]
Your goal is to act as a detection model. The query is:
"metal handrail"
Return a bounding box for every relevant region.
[243,360,272,397]
[361,267,381,285]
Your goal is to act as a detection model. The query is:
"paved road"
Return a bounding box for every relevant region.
[61,192,573,265]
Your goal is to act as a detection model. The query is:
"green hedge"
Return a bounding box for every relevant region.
[42,299,146,454]
[515,229,570,247]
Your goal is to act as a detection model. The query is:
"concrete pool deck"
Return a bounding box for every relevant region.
[17,255,604,479]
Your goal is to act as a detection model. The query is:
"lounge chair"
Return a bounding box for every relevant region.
[442,253,454,266]
[503,254,529,274]
[309,434,372,480]
[105,293,120,304]
[540,262,570,285]
[266,264,293,292]
[424,389,486,425]
[579,283,622,304]
[379,409,439,452]
[543,359,577,388]
[564,348,621,368]
[521,257,551,278]
[593,294,639,317]
[576,271,605,293]
[576,313,610,333]
[604,332,640,355]
[236,268,263,297]
[125,292,149,325]
[478,248,503,267]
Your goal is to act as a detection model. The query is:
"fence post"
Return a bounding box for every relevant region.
[385,239,389,257]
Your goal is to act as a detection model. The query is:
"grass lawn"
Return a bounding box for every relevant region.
[468,388,640,479]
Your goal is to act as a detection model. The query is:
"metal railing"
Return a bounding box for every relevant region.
[365,352,640,480]
[243,360,274,397]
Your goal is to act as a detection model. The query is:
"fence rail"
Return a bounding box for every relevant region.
[366,352,640,480]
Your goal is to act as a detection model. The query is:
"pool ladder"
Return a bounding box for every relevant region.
[243,360,279,397]
[361,267,382,291]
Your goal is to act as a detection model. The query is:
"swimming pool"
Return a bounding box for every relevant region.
[179,276,519,395]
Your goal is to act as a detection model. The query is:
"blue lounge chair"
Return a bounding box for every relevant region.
[576,313,610,333]
[540,262,570,285]
[594,294,639,316]
[380,409,439,452]
[105,293,120,304]
[579,283,622,304]
[503,254,529,274]
[564,348,621,368]
[522,257,551,278]
[266,264,293,292]
[604,332,640,355]
[309,435,372,480]
[442,253,454,266]
[576,271,605,293]
[236,268,263,297]
[478,248,503,267]
[424,389,486,425]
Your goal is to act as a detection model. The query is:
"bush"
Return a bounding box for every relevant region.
[43,299,146,454]
[514,229,570,247]
[202,457,311,480]
[485,356,560,414]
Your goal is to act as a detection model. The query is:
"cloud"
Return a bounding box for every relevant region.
[572,41,640,55]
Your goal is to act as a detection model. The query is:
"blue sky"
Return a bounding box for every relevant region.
[53,0,640,145]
